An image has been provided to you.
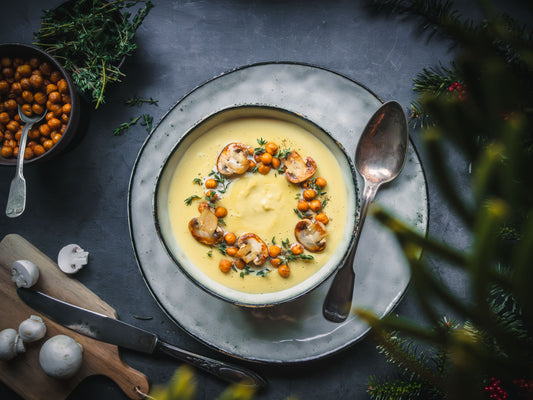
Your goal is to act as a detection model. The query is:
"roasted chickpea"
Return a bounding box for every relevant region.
[39,124,51,137]
[233,258,246,270]
[271,157,281,169]
[42,139,54,150]
[28,128,40,140]
[253,152,262,163]
[265,142,278,155]
[0,112,9,125]
[23,146,34,160]
[247,159,256,171]
[259,152,272,165]
[11,82,22,95]
[61,113,69,123]
[39,62,52,76]
[48,91,61,104]
[278,264,290,278]
[0,57,11,67]
[4,99,17,111]
[62,103,71,114]
[14,130,22,141]
[29,74,44,89]
[224,232,237,245]
[206,190,218,202]
[291,243,304,255]
[2,67,14,78]
[219,259,232,273]
[268,245,281,258]
[51,133,62,144]
[310,199,322,212]
[205,178,217,189]
[29,57,40,69]
[20,104,32,117]
[198,202,210,213]
[303,189,316,201]
[32,103,44,115]
[315,177,327,188]
[47,117,61,130]
[57,79,68,94]
[214,206,227,218]
[0,146,13,158]
[0,81,9,93]
[6,120,19,133]
[33,91,46,105]
[46,84,57,94]
[226,246,238,257]
[257,163,271,175]
[315,213,329,225]
[49,70,62,83]
[16,64,32,78]
[297,199,310,212]
[45,112,54,121]
[21,90,33,103]
[270,258,281,268]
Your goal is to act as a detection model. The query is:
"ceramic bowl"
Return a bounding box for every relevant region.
[154,105,358,307]
[0,43,82,166]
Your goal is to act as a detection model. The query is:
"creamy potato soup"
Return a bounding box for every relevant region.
[167,116,348,294]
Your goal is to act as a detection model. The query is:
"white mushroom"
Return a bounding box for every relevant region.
[216,142,250,176]
[39,335,83,379]
[188,208,224,245]
[11,260,39,288]
[283,151,317,183]
[0,328,25,361]
[235,233,269,266]
[18,315,47,343]
[57,244,89,274]
[295,219,328,252]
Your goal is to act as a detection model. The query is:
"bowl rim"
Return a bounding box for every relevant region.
[153,104,359,308]
[0,42,80,166]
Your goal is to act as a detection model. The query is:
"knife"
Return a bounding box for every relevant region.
[17,288,266,389]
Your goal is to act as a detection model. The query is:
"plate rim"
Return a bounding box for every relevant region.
[127,61,430,364]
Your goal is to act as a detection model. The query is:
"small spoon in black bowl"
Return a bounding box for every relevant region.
[322,101,409,323]
[5,105,47,218]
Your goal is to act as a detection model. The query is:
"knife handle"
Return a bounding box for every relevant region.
[155,340,266,389]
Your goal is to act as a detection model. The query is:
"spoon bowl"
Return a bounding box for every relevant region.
[5,106,47,218]
[322,100,409,322]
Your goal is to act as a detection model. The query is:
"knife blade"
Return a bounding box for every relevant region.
[17,288,266,389]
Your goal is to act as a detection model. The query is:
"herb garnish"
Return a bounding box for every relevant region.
[217,244,228,255]
[207,250,213,258]
[208,171,231,193]
[34,0,154,109]
[140,114,153,133]
[125,96,158,107]
[184,195,201,205]
[278,148,292,159]
[113,115,141,135]
[193,178,202,185]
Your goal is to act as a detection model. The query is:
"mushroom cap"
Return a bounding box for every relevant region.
[0,328,25,361]
[39,335,83,379]
[283,151,317,183]
[19,315,47,343]
[216,142,250,176]
[188,208,224,245]
[294,219,327,252]
[11,260,39,288]
[57,244,89,274]
[236,233,269,266]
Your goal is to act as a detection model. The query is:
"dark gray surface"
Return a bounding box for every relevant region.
[1,1,527,399]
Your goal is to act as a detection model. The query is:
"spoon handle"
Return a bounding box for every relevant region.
[5,122,33,218]
[322,182,378,322]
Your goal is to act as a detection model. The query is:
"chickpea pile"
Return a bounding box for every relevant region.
[0,55,71,160]
[188,139,331,280]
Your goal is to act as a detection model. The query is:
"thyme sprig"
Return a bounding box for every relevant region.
[113,115,141,135]
[125,96,159,107]
[34,0,154,109]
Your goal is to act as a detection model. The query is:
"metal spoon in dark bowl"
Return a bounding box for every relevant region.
[322,100,409,323]
[5,105,47,218]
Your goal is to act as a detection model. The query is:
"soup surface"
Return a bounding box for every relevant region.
[167,117,349,294]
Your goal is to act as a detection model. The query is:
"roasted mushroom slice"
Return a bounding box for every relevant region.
[284,151,317,183]
[188,209,224,245]
[235,233,269,266]
[216,142,250,176]
[294,219,327,252]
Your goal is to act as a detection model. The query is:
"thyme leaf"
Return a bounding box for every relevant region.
[184,195,201,205]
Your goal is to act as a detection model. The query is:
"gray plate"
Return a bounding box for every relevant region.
[128,62,428,363]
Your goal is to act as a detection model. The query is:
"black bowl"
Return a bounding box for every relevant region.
[0,43,83,166]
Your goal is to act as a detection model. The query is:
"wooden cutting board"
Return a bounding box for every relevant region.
[0,234,150,400]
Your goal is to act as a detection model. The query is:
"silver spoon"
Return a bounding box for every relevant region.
[322,100,409,323]
[5,105,47,218]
